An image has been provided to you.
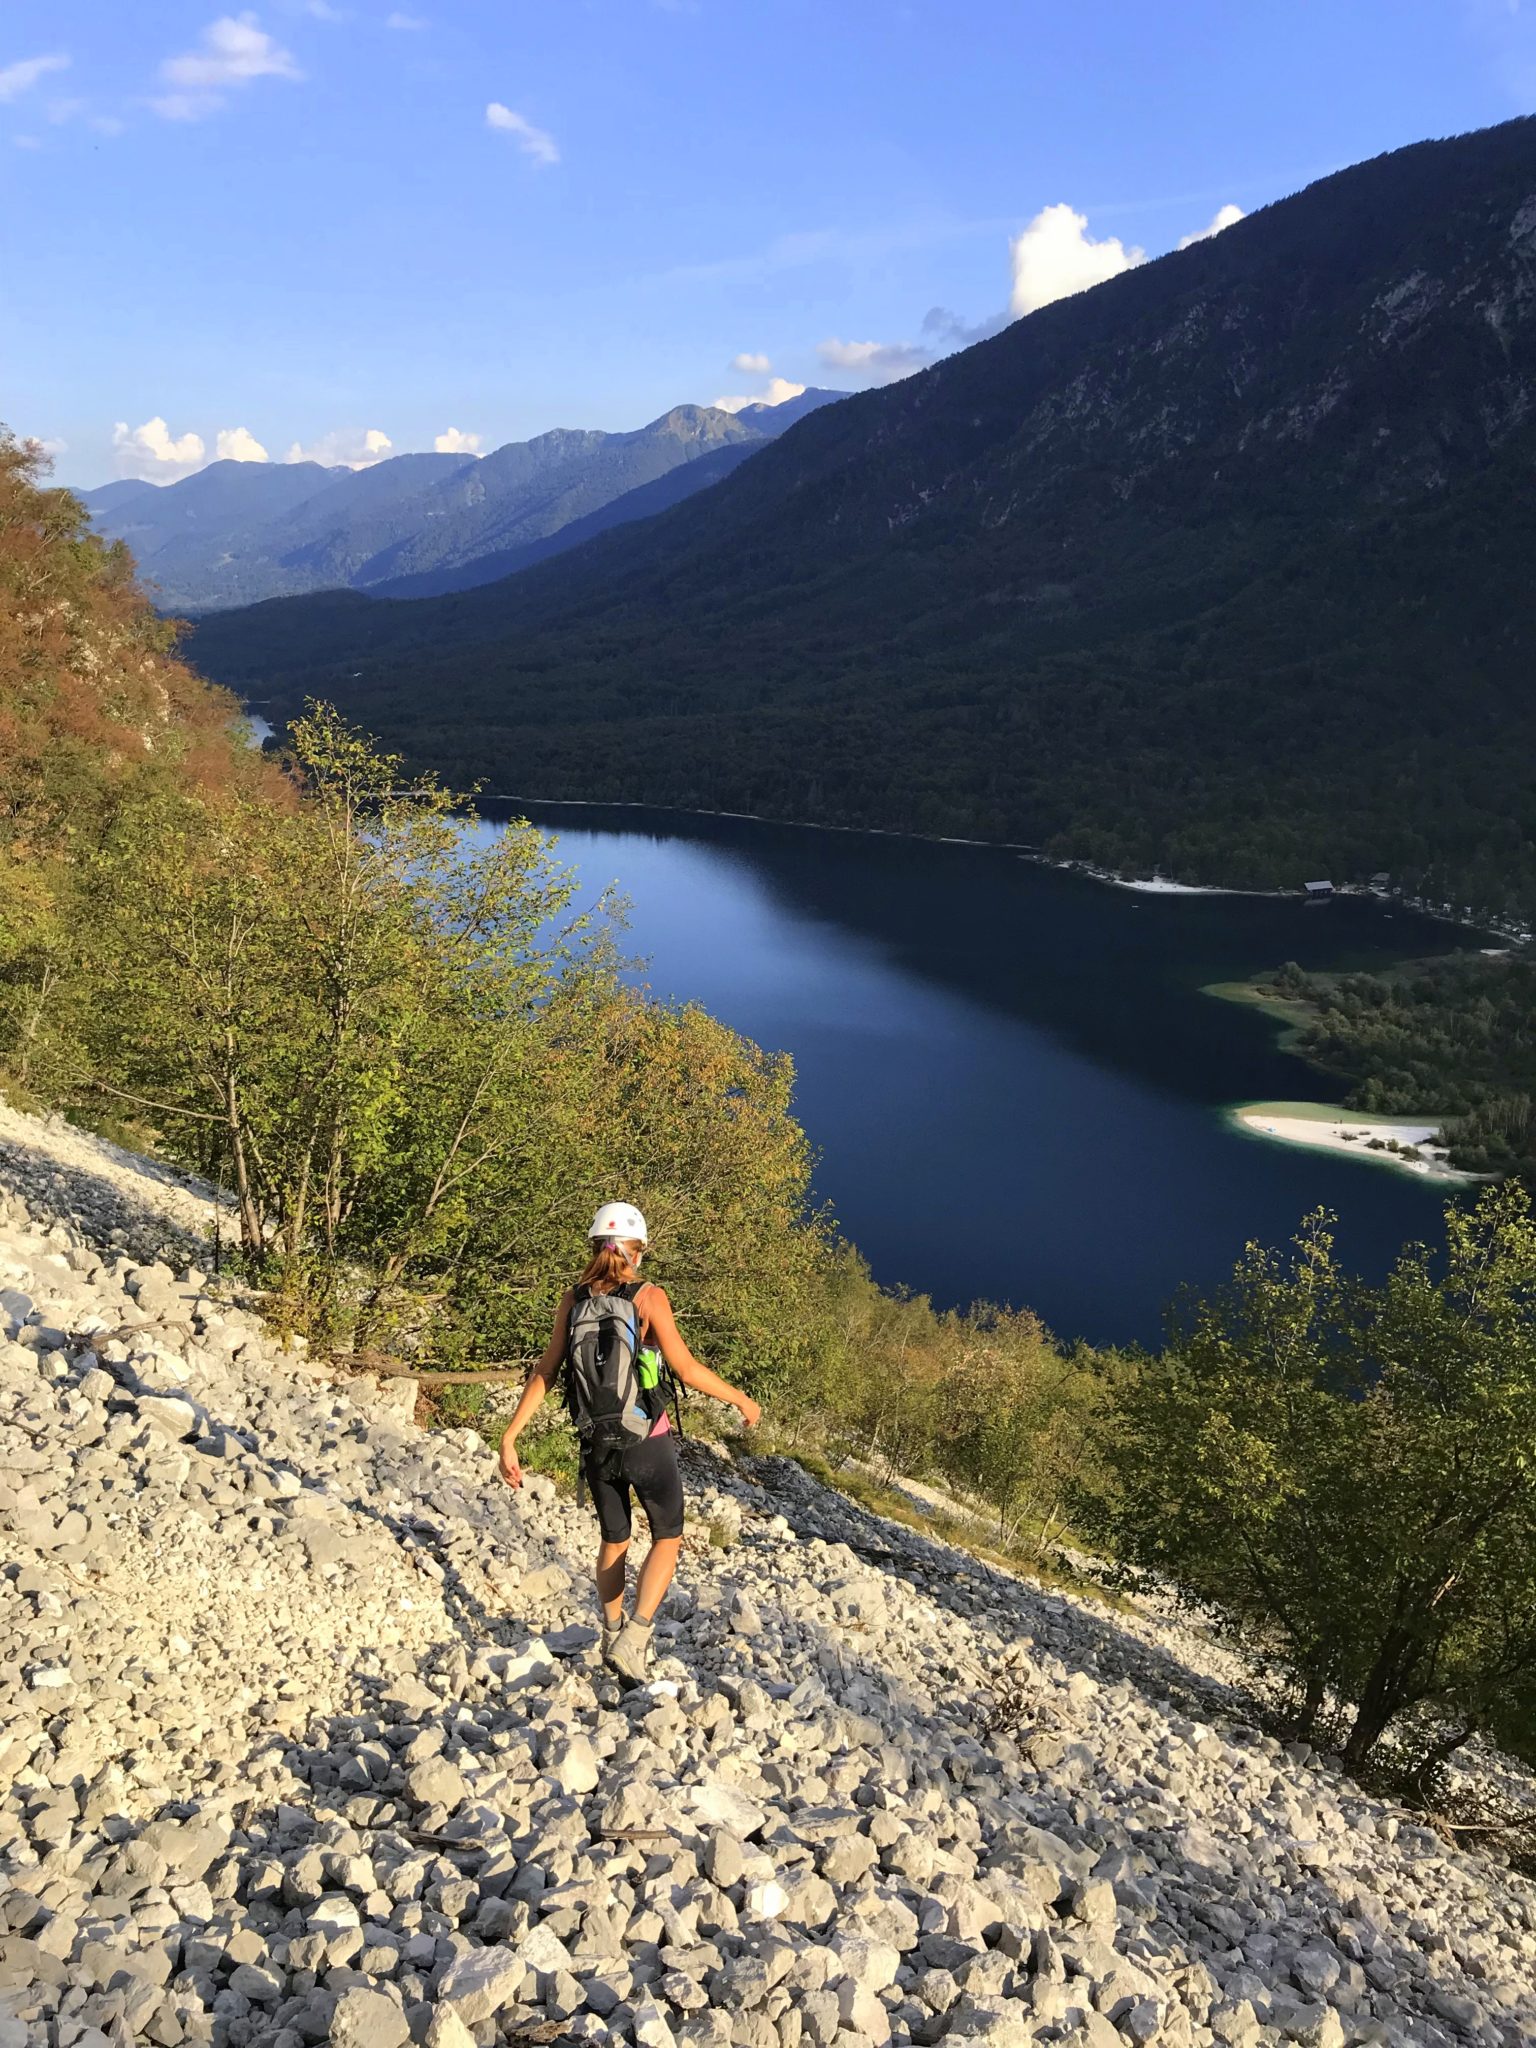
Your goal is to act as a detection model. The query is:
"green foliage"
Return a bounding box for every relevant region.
[60,706,601,1336]
[436,977,826,1387]
[1255,952,1536,1176]
[0,427,272,1097]
[1099,1186,1536,1770]
[771,1446,1125,1607]
[20,702,826,1382]
[772,1246,1113,1559]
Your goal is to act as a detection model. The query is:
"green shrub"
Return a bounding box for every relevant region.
[1098,1186,1536,1772]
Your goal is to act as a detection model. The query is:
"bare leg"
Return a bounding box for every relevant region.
[596,1538,629,1626]
[634,1536,682,1622]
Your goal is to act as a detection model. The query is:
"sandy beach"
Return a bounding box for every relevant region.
[1231,1100,1474,1180]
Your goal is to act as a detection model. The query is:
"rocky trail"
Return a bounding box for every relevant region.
[1,1102,1533,2048]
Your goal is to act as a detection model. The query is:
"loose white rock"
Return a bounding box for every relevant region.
[0,1088,1531,2048]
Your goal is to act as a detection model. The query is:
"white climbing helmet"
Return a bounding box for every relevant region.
[588,1200,648,1245]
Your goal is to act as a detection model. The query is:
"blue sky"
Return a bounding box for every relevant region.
[3,1,1533,487]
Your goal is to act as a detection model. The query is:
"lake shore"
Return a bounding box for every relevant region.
[1203,977,1321,1056]
[470,786,1519,941]
[1229,1100,1473,1181]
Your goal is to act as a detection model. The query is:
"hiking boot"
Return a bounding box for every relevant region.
[607,1616,654,1687]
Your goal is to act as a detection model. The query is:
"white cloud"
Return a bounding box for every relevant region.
[305,1,350,18]
[731,351,772,375]
[759,196,1247,407]
[37,437,67,459]
[113,416,208,482]
[816,337,930,385]
[216,426,270,462]
[713,376,806,414]
[163,13,302,86]
[433,426,482,454]
[0,53,70,102]
[153,13,301,118]
[486,101,559,166]
[12,134,41,150]
[285,427,393,468]
[150,94,215,121]
[47,97,127,137]
[1008,203,1145,318]
[385,9,427,26]
[1178,202,1246,249]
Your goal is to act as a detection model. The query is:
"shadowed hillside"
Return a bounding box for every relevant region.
[193,117,1536,919]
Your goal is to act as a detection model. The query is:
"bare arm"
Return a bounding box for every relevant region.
[498,1291,572,1486]
[642,1286,761,1428]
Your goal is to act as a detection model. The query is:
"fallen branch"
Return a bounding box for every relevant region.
[1425,1805,1536,1841]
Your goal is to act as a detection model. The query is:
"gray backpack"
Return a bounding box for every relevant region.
[564,1282,656,1494]
[569,1277,684,1507]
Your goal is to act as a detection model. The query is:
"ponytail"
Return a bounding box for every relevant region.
[579,1236,643,1293]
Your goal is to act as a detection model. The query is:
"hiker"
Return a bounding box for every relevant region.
[497,1201,761,1683]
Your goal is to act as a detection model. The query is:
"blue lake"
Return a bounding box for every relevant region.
[479,804,1471,1349]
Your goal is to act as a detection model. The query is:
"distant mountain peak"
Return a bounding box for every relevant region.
[80,387,848,612]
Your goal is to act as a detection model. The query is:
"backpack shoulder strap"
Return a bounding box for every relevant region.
[628,1283,684,1438]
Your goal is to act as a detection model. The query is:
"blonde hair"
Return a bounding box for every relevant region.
[579,1237,644,1294]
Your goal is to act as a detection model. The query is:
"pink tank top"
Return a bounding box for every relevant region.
[635,1283,670,1436]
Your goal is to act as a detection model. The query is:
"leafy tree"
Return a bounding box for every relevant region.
[1249,951,1536,1178]
[1102,1186,1536,1771]
[0,427,271,1095]
[948,1316,1106,1553]
[49,703,831,1379]
[73,708,600,1324]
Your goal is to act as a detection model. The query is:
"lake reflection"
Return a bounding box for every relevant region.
[475,804,1469,1348]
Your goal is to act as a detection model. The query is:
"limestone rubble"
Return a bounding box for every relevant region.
[1,1100,1533,2048]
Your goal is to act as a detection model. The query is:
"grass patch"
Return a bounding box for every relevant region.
[771,1445,1129,1611]
[1235,1098,1415,1125]
[421,1381,579,1492]
[520,1422,580,1491]
[425,1380,498,1444]
[1203,979,1321,1056]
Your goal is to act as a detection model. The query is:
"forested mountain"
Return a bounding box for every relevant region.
[193,119,1536,917]
[83,391,841,612]
[371,386,843,600]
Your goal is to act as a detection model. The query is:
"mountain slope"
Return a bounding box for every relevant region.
[84,458,344,589]
[369,439,765,599]
[3,1095,1535,2048]
[84,393,843,613]
[80,477,158,515]
[191,118,1536,917]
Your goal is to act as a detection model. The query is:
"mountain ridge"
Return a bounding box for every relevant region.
[190,117,1536,918]
[83,390,844,612]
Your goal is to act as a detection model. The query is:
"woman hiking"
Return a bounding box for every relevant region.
[498,1202,761,1684]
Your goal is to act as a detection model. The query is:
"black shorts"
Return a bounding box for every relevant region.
[585,1431,685,1544]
